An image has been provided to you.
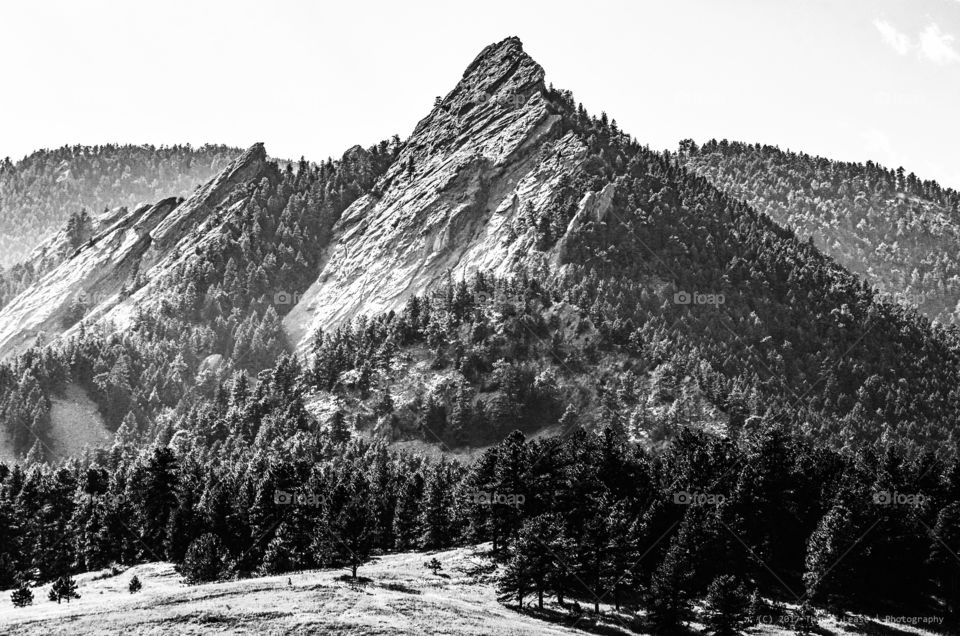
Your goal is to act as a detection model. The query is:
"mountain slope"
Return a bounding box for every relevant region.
[2,36,960,634]
[0,144,240,273]
[0,144,273,359]
[2,36,960,459]
[285,36,585,350]
[682,139,960,323]
[279,37,960,448]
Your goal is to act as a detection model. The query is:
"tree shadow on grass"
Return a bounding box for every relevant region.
[502,603,700,636]
[334,574,373,590]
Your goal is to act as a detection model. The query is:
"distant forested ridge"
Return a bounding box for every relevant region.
[683,139,960,324]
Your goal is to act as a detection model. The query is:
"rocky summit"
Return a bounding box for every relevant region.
[282,37,593,350]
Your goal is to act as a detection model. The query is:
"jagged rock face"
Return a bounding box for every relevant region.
[556,182,616,262]
[283,37,589,351]
[0,143,270,359]
[16,203,135,284]
[95,142,272,331]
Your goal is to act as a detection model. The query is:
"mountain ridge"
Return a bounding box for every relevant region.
[283,36,578,351]
[1,36,959,456]
[0,144,272,358]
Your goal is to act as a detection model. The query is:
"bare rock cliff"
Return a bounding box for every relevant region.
[283,37,589,351]
[0,144,270,358]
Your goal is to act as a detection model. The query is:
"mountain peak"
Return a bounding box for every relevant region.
[407,37,547,149]
[282,38,577,348]
[454,36,544,104]
[462,36,528,76]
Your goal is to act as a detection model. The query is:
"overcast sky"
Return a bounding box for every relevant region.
[2,0,958,188]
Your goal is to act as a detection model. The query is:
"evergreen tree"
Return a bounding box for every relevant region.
[704,574,751,636]
[327,471,374,578]
[418,462,453,550]
[804,503,868,613]
[930,502,960,623]
[10,583,34,607]
[327,409,351,445]
[425,557,443,574]
[181,533,235,584]
[47,575,80,604]
[647,530,693,633]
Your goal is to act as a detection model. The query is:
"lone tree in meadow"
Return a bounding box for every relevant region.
[47,575,80,604]
[425,557,443,574]
[10,583,34,607]
[128,575,142,593]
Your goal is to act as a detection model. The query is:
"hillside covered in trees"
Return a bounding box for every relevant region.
[1,37,959,634]
[682,139,960,324]
[0,144,241,306]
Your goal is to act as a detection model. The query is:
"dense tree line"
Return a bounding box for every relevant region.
[2,361,958,631]
[302,101,960,451]
[683,139,960,324]
[0,139,399,457]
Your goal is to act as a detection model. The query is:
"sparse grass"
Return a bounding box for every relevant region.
[0,547,947,636]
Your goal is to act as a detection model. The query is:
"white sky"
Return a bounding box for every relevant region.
[2,0,959,188]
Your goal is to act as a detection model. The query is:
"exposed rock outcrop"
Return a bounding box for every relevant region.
[556,182,616,262]
[0,143,271,358]
[283,37,589,352]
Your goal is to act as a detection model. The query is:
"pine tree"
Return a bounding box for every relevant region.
[418,462,453,550]
[498,537,531,609]
[10,583,33,607]
[575,512,613,614]
[392,471,424,550]
[704,574,751,636]
[746,589,767,627]
[516,515,562,610]
[930,502,960,622]
[425,557,443,574]
[327,471,374,578]
[47,575,80,604]
[128,574,142,593]
[181,533,235,584]
[647,531,693,633]
[132,446,178,553]
[804,503,867,613]
[328,409,351,445]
